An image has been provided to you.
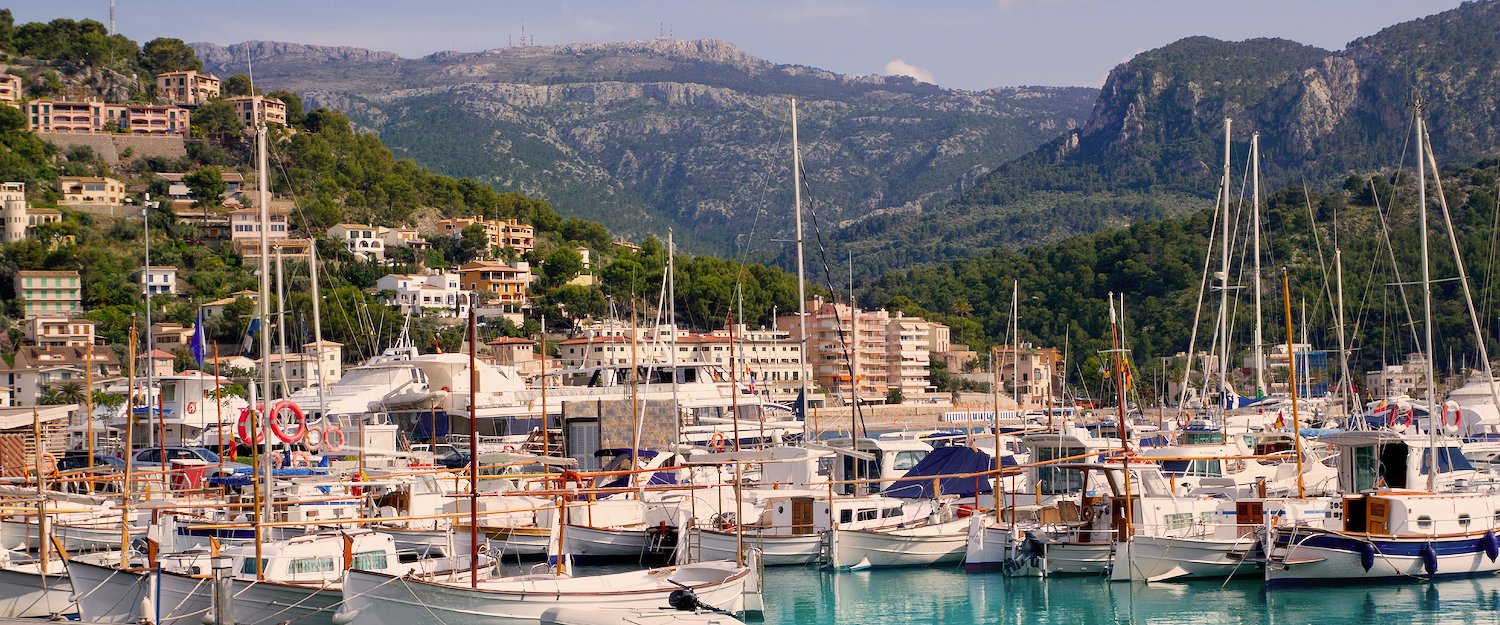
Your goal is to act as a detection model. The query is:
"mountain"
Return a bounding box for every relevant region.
[191,39,1097,253]
[847,0,1500,272]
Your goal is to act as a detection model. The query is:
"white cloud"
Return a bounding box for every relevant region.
[883,59,934,84]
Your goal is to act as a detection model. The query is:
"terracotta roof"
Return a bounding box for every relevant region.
[487,337,536,345]
[16,270,79,278]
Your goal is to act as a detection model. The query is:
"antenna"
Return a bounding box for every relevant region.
[109,0,115,35]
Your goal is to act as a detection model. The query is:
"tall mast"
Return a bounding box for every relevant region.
[791,98,810,438]
[255,122,274,575]
[1012,280,1020,408]
[1252,132,1266,397]
[275,244,288,398]
[143,194,154,449]
[309,240,327,424]
[1218,118,1232,414]
[1109,293,1132,538]
[1335,249,1351,417]
[1283,269,1306,498]
[466,304,478,589]
[1416,104,1438,492]
[848,253,857,435]
[668,230,679,451]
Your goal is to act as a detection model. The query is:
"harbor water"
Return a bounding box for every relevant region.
[756,567,1500,624]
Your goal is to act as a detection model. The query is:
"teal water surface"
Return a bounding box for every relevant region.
[758,567,1500,624]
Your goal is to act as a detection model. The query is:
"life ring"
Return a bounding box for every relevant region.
[709,432,727,452]
[322,426,345,453]
[237,407,268,445]
[186,402,198,415]
[502,444,517,453]
[290,451,313,468]
[268,400,307,444]
[271,452,286,469]
[304,426,323,452]
[1443,401,1463,432]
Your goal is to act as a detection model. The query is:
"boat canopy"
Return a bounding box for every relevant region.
[882,446,994,499]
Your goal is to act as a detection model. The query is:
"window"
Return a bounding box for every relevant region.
[1460,514,1472,528]
[892,450,927,471]
[240,558,269,575]
[287,557,337,575]
[351,551,389,571]
[1416,515,1433,530]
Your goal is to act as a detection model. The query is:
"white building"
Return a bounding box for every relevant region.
[555,322,805,402]
[886,313,933,399]
[257,341,344,398]
[376,272,471,318]
[22,316,95,348]
[329,223,385,262]
[137,265,178,296]
[378,226,428,250]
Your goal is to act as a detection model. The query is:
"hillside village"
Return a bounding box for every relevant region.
[0,14,1021,419]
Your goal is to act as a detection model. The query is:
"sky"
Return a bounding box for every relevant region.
[9,0,1468,90]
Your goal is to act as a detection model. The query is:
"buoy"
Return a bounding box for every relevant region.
[290,451,313,468]
[322,426,345,453]
[1360,542,1376,572]
[1485,531,1500,563]
[236,407,267,445]
[305,427,323,452]
[710,432,726,452]
[1421,544,1438,575]
[268,400,308,444]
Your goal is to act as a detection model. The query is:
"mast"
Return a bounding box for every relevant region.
[1012,280,1020,409]
[849,252,857,436]
[143,194,154,449]
[1416,103,1438,492]
[255,122,273,577]
[466,304,478,589]
[85,341,95,470]
[629,298,641,491]
[1252,132,1266,397]
[1109,293,1132,538]
[275,244,289,398]
[121,318,135,569]
[1335,249,1351,417]
[1218,118,1233,416]
[791,98,810,439]
[668,230,679,452]
[1283,269,1306,498]
[310,238,327,425]
[730,306,742,453]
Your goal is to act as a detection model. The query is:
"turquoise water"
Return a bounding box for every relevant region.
[758,567,1500,624]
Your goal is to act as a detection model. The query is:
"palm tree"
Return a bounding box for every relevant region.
[42,381,87,405]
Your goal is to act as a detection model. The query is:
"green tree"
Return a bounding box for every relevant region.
[222,74,257,97]
[190,99,243,147]
[541,284,606,331]
[459,225,489,262]
[41,381,86,405]
[539,247,583,290]
[886,388,905,405]
[184,166,226,209]
[139,37,201,75]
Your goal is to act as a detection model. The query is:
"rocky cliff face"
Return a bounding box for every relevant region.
[192,38,1096,252]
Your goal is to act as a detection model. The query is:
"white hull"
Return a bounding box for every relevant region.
[564,525,649,559]
[1266,529,1500,586]
[688,529,822,566]
[1041,541,1114,576]
[66,558,151,624]
[336,562,749,625]
[157,568,348,625]
[962,518,1040,576]
[829,519,968,569]
[1,520,143,552]
[0,563,72,617]
[484,526,552,557]
[1122,534,1261,582]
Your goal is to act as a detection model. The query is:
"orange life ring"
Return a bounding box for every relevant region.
[304,426,323,452]
[1443,403,1463,429]
[322,426,345,453]
[237,407,267,445]
[502,444,517,453]
[268,400,307,444]
[710,432,727,452]
[186,402,198,414]
[290,451,313,468]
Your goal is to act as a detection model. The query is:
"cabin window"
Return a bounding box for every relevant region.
[1459,514,1472,528]
[1035,446,1086,495]
[883,507,902,518]
[1416,516,1433,530]
[1349,446,1380,492]
[840,510,853,524]
[857,509,878,522]
[240,558,268,576]
[288,557,337,575]
[892,451,927,471]
[351,551,389,571]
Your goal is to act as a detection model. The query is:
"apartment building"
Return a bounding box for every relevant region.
[329,224,385,261]
[886,313,933,398]
[992,343,1063,407]
[376,271,471,318]
[137,266,178,296]
[227,95,288,127]
[155,70,221,105]
[58,176,126,206]
[459,260,531,305]
[25,100,189,135]
[0,74,21,103]
[435,216,535,254]
[2,345,121,406]
[15,270,81,318]
[21,316,95,348]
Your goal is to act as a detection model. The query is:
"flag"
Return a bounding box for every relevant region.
[434,336,444,354]
[792,389,806,421]
[747,369,757,393]
[1275,410,1286,429]
[240,318,260,358]
[1119,359,1134,394]
[190,308,206,366]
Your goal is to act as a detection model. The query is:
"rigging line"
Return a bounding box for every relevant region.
[1369,177,1423,354]
[799,161,867,437]
[1482,161,1500,338]
[1179,193,1223,409]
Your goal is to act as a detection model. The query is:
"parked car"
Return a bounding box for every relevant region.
[132,447,253,476]
[53,452,127,493]
[410,443,470,469]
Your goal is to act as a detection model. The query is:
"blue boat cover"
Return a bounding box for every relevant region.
[883,446,995,499]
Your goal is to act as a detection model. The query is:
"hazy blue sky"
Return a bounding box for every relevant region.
[9,0,1466,89]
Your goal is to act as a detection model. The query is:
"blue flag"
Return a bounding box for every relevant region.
[241,317,260,358]
[191,308,206,366]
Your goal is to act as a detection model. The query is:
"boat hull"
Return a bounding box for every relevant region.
[962,518,1041,576]
[66,558,150,624]
[563,525,650,560]
[1041,541,1114,576]
[1265,529,1500,587]
[1123,534,1261,582]
[689,529,822,566]
[830,522,968,569]
[0,564,72,617]
[337,562,748,625]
